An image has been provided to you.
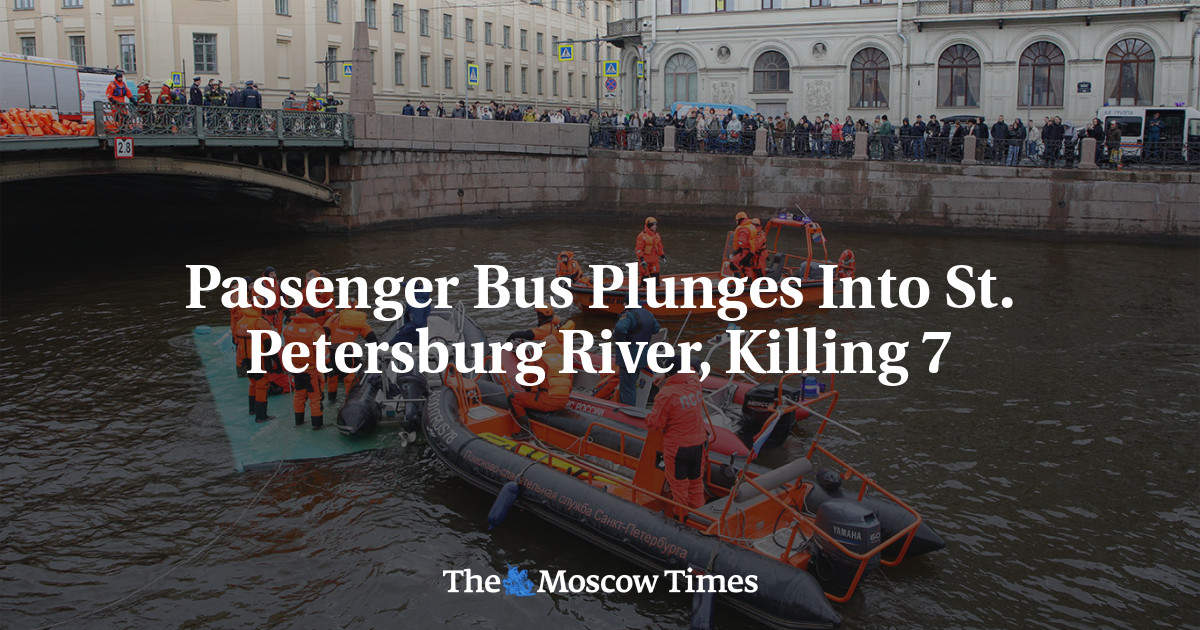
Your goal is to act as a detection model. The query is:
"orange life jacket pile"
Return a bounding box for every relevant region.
[0,109,95,137]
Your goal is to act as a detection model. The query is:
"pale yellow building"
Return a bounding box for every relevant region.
[0,0,621,112]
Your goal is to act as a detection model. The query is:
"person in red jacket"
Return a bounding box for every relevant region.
[105,72,132,104]
[730,211,758,278]
[136,78,152,104]
[635,217,665,280]
[645,362,708,510]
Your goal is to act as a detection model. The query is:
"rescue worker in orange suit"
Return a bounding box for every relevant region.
[556,251,592,287]
[156,80,174,104]
[137,78,152,104]
[730,211,759,279]
[260,267,285,331]
[645,360,708,511]
[283,306,328,430]
[105,72,132,104]
[507,330,574,425]
[324,304,377,402]
[506,306,563,343]
[233,305,278,422]
[750,218,768,280]
[301,269,336,325]
[635,217,665,280]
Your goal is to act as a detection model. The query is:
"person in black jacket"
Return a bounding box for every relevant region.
[1042,117,1064,166]
[991,116,1008,162]
[241,81,262,108]
[189,77,204,106]
[912,115,927,161]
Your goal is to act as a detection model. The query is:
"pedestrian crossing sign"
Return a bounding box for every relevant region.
[341,62,353,77]
[558,44,574,61]
[603,60,619,77]
[636,61,644,79]
[467,63,479,86]
[170,72,182,88]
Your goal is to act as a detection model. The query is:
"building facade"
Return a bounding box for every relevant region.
[0,0,620,113]
[609,0,1200,124]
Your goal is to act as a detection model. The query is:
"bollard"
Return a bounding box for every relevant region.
[1079,137,1097,169]
[962,135,978,165]
[853,133,868,160]
[663,125,677,152]
[754,127,767,156]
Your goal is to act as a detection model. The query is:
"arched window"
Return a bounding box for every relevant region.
[937,44,980,107]
[664,53,697,104]
[1105,38,1154,106]
[753,51,790,92]
[850,48,889,108]
[1018,41,1064,107]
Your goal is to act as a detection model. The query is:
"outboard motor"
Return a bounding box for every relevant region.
[739,383,800,448]
[337,373,383,437]
[396,375,428,432]
[811,500,882,597]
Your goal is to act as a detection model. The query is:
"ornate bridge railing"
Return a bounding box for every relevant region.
[93,103,353,147]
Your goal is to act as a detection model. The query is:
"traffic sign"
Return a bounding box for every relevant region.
[636,61,644,79]
[558,44,574,61]
[170,72,182,88]
[603,60,619,77]
[114,137,134,159]
[605,77,617,91]
[467,63,479,86]
[341,62,353,77]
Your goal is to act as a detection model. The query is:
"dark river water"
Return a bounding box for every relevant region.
[1,218,1197,629]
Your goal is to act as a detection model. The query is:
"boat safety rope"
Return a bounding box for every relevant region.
[34,457,288,629]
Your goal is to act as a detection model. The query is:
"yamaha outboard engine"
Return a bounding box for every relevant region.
[811,500,882,597]
[739,383,800,448]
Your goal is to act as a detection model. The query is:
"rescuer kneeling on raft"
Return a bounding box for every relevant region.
[324,302,377,402]
[614,303,660,406]
[507,328,574,427]
[283,306,328,430]
[730,211,759,279]
[645,359,708,512]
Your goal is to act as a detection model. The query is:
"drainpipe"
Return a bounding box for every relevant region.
[1192,27,1200,107]
[650,0,658,111]
[897,0,909,122]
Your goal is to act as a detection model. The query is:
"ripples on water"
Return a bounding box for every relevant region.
[1,219,1197,629]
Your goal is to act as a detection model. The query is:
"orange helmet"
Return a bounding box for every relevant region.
[304,269,321,282]
[735,211,748,222]
[645,216,657,228]
[751,218,762,226]
[559,250,573,260]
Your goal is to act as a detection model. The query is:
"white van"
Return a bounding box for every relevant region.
[1096,106,1200,163]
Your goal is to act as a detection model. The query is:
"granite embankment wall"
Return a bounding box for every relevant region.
[328,115,1199,241]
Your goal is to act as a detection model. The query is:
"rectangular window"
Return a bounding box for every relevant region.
[582,42,587,61]
[552,0,558,9]
[444,58,452,88]
[567,0,573,13]
[69,35,86,66]
[537,32,544,54]
[394,51,404,84]
[193,33,216,73]
[537,68,543,94]
[552,35,558,51]
[327,47,339,82]
[275,0,289,15]
[19,36,35,57]
[63,0,83,8]
[419,9,429,35]
[121,34,140,73]
[484,22,492,44]
[503,25,511,48]
[504,64,511,92]
[485,62,493,90]
[14,0,34,10]
[113,0,133,5]
[606,5,611,22]
[520,29,528,51]
[1031,0,1056,8]
[594,1,599,20]
[812,0,830,6]
[671,0,681,14]
[443,14,452,39]
[276,40,289,78]
[393,3,404,31]
[327,0,339,22]
[716,0,726,10]
[465,18,473,42]
[366,0,377,28]
[762,0,780,7]
[521,66,528,93]
[582,73,587,98]
[420,55,429,86]
[568,72,573,96]
[859,0,881,3]
[948,0,973,12]
[552,70,558,96]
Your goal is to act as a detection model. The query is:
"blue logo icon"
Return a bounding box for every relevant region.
[502,565,537,597]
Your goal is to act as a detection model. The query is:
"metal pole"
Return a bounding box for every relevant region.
[594,35,600,115]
